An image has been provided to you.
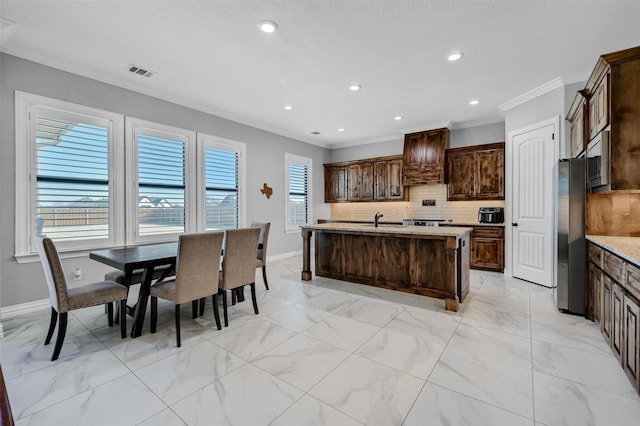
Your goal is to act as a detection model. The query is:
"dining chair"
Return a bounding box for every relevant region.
[218,227,261,327]
[250,221,271,290]
[149,231,224,347]
[35,236,127,361]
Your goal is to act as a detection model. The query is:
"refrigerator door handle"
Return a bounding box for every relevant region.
[512,223,518,227]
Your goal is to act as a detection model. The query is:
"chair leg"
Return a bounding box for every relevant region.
[175,304,181,347]
[120,299,127,338]
[45,307,58,345]
[192,300,198,319]
[51,312,67,361]
[231,289,236,306]
[250,283,259,315]
[262,265,269,290]
[212,294,221,330]
[222,290,228,327]
[150,296,158,334]
[107,302,114,327]
[199,297,205,316]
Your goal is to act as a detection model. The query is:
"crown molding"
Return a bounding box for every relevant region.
[498,77,565,112]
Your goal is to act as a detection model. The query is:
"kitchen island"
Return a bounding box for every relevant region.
[301,223,472,311]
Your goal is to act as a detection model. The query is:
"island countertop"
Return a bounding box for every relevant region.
[301,223,472,238]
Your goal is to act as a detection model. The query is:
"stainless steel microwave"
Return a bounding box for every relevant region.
[586,130,609,189]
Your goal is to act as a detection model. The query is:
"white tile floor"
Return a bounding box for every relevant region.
[2,255,640,425]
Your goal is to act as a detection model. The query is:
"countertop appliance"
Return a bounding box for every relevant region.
[478,207,504,224]
[586,130,609,189]
[556,158,585,315]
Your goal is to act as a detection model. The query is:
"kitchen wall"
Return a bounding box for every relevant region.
[0,53,330,308]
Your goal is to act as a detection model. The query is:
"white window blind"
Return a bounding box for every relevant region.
[285,153,312,231]
[36,115,110,241]
[204,147,238,230]
[137,134,186,236]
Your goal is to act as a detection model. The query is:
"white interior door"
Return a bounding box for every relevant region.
[511,118,559,287]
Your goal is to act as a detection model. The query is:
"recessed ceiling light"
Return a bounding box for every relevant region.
[469,99,479,105]
[394,116,403,121]
[284,105,293,110]
[338,128,345,132]
[349,84,362,91]
[258,20,278,33]
[311,131,321,135]
[448,52,463,61]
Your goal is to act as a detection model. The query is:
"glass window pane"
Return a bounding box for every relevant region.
[204,146,238,230]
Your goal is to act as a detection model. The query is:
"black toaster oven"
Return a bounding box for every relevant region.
[478,207,504,224]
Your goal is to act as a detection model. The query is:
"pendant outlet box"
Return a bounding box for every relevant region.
[422,199,436,206]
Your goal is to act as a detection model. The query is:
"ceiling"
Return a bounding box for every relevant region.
[1,1,639,149]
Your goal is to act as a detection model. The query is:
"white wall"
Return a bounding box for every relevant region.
[0,53,330,307]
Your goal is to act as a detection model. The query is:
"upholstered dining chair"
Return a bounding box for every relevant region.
[219,227,261,327]
[249,221,271,290]
[35,236,127,361]
[149,231,224,347]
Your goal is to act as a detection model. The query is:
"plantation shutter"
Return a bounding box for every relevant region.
[288,162,308,225]
[204,147,238,230]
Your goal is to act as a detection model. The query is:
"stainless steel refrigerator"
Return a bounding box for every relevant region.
[556,158,585,314]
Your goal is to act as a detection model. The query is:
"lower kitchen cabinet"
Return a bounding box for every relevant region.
[587,239,640,394]
[470,226,504,272]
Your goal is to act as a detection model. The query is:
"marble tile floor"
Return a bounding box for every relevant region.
[2,255,640,425]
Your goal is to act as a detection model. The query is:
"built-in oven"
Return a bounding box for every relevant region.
[586,130,609,189]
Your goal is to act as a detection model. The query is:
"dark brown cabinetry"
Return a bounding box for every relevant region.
[580,46,640,192]
[587,240,640,393]
[446,142,505,201]
[470,227,504,272]
[324,155,407,203]
[402,128,450,186]
[567,92,588,158]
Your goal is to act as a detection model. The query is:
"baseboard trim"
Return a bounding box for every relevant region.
[1,299,49,320]
[267,250,302,262]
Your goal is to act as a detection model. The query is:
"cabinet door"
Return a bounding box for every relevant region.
[402,128,449,185]
[623,295,640,388]
[373,161,388,200]
[446,151,474,200]
[360,162,374,201]
[612,282,625,361]
[602,274,613,344]
[324,166,346,202]
[570,102,586,158]
[588,262,603,325]
[589,74,609,139]
[475,148,505,199]
[470,227,504,272]
[386,159,405,200]
[347,164,361,201]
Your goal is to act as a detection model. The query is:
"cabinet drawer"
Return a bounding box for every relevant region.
[589,243,603,267]
[627,262,640,301]
[604,251,626,283]
[472,227,504,238]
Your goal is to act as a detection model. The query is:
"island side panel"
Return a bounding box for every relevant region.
[302,228,313,280]
[457,233,470,303]
[376,235,411,287]
[344,234,376,283]
[315,231,344,279]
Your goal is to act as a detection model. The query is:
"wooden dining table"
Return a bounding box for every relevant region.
[89,242,178,338]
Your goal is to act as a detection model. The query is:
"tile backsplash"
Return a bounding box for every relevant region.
[328,184,505,223]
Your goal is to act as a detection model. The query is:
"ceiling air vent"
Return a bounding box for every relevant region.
[127,64,155,78]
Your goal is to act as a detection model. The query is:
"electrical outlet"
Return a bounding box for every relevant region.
[72,268,82,281]
[422,199,436,206]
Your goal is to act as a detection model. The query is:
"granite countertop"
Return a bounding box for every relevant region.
[302,222,473,238]
[586,235,640,266]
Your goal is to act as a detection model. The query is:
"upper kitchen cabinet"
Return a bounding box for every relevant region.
[446,142,505,201]
[567,91,588,158]
[402,128,450,186]
[324,155,407,203]
[582,46,640,191]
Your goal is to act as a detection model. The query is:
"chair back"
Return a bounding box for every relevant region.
[249,221,270,262]
[174,232,224,303]
[35,236,68,313]
[220,227,260,290]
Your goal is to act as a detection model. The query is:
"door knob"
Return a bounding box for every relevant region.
[512,223,518,227]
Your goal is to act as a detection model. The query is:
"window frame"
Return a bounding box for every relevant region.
[284,153,313,233]
[125,117,196,245]
[15,91,125,260]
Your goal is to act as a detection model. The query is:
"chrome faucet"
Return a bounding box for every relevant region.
[374,212,384,228]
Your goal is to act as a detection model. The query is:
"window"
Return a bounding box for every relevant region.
[285,153,312,232]
[197,134,246,231]
[126,118,195,244]
[15,92,124,257]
